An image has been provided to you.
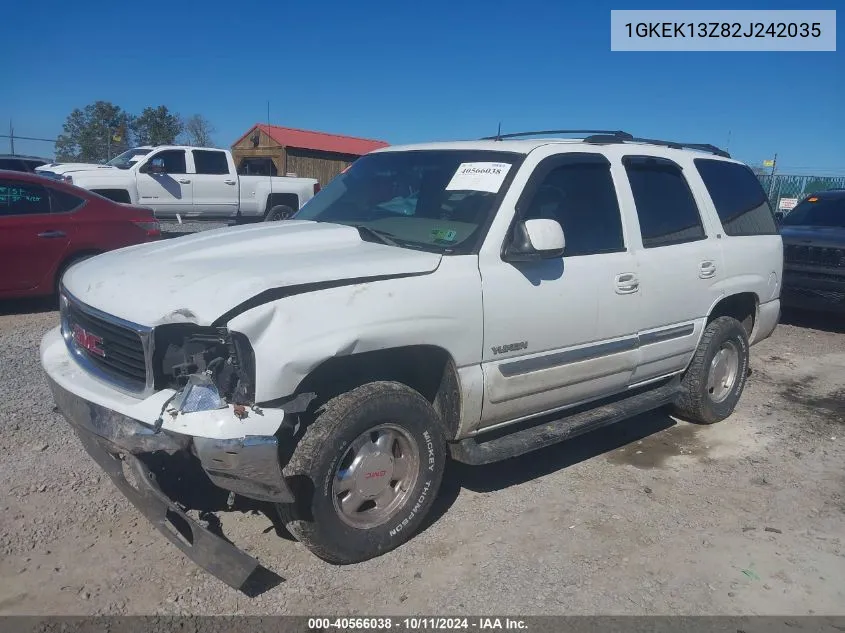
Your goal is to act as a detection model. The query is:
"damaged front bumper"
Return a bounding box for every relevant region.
[40,327,293,590]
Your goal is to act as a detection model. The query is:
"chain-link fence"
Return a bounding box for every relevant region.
[755,174,845,213]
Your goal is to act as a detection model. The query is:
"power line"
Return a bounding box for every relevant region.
[0,133,57,143]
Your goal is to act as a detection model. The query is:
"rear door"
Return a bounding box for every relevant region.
[135,149,192,216]
[0,178,72,292]
[190,149,238,217]
[618,154,724,385]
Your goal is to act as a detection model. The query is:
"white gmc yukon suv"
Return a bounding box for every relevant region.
[36,146,319,221]
[40,130,783,590]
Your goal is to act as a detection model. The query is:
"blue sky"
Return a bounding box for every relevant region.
[2,0,842,174]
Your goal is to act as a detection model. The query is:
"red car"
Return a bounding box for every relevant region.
[0,170,161,299]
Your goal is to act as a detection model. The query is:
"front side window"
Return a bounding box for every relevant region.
[694,159,777,236]
[294,150,524,254]
[107,148,153,169]
[0,180,51,216]
[782,196,845,228]
[624,156,706,248]
[522,158,625,256]
[147,150,187,174]
[193,150,230,175]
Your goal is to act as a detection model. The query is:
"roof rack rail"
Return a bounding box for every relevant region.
[583,132,731,158]
[481,129,633,141]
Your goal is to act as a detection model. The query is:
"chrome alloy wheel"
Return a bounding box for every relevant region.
[332,424,420,529]
[706,340,740,403]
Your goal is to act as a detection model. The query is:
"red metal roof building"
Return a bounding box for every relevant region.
[231,123,389,185]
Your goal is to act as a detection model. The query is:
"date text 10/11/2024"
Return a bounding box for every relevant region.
[307,617,529,630]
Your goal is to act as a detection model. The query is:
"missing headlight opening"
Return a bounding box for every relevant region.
[154,324,256,406]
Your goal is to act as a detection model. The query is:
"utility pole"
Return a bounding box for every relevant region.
[767,153,778,201]
[9,120,14,155]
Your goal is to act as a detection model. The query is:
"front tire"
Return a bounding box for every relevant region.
[673,316,750,424]
[278,382,447,564]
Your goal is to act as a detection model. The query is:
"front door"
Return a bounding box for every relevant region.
[0,178,71,292]
[478,153,641,428]
[136,149,192,216]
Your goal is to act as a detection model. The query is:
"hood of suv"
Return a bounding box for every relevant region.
[781,225,845,249]
[61,221,443,326]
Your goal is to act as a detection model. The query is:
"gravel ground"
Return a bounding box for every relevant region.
[0,297,843,615]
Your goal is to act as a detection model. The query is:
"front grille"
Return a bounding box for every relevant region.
[62,294,148,393]
[784,244,845,269]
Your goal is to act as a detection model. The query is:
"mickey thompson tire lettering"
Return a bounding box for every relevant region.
[277,381,447,564]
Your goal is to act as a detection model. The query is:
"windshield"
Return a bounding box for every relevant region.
[106,148,153,169]
[293,150,523,254]
[782,196,845,228]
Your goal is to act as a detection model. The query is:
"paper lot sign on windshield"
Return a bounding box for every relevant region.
[446,162,512,193]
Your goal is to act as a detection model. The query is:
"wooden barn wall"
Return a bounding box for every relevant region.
[231,128,286,175]
[284,148,362,185]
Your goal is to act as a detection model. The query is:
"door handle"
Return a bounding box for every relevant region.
[224,179,236,185]
[37,230,66,239]
[178,178,191,184]
[615,272,639,294]
[699,260,717,279]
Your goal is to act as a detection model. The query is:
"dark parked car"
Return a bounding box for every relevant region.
[0,154,50,173]
[780,190,845,313]
[0,170,161,300]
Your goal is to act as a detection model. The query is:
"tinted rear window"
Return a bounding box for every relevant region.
[695,159,777,236]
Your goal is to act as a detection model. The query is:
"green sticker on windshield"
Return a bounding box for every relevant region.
[431,229,457,242]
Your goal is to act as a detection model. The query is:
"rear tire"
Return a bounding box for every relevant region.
[264,205,295,222]
[673,316,750,424]
[278,381,447,564]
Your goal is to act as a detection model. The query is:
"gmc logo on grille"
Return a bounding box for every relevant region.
[71,324,105,358]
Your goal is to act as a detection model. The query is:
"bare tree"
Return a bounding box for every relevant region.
[182,114,216,147]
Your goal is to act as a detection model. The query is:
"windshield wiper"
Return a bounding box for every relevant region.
[352,225,400,247]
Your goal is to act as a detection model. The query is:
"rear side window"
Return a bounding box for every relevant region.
[50,188,86,213]
[522,158,625,256]
[624,156,706,248]
[694,159,777,236]
[193,150,230,175]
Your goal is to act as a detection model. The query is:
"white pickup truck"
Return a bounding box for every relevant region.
[36,146,320,221]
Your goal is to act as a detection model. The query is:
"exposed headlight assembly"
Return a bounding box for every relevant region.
[154,325,256,408]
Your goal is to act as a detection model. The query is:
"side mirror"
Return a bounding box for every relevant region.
[504,218,566,261]
[147,158,166,174]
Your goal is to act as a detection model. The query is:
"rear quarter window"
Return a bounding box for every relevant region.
[694,159,778,236]
[50,188,86,213]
